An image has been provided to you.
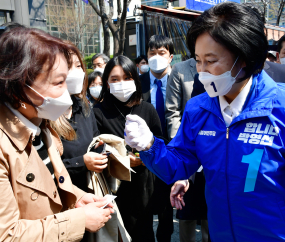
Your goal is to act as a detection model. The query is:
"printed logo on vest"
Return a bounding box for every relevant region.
[237,122,279,146]
[198,130,216,136]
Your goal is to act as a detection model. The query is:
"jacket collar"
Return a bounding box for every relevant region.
[189,58,197,68]
[0,103,64,154]
[0,103,33,151]
[200,70,277,125]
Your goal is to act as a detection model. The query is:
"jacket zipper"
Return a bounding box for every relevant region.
[225,127,237,242]
[226,128,229,139]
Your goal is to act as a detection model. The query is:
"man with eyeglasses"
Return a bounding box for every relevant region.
[92,53,110,72]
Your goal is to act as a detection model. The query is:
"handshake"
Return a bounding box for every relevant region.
[124,115,154,151]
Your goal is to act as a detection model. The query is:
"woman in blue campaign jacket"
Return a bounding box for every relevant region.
[124,2,285,242]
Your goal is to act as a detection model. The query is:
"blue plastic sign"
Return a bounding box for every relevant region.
[186,0,240,11]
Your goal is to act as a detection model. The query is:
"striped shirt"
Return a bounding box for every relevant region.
[32,134,55,179]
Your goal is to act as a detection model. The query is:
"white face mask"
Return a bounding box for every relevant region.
[148,55,170,73]
[66,68,85,95]
[26,85,73,121]
[94,67,104,74]
[109,80,136,102]
[280,57,285,65]
[140,65,150,73]
[89,86,102,99]
[199,57,242,97]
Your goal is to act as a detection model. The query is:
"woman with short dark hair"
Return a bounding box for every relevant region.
[0,27,113,241]
[94,55,163,242]
[124,2,285,241]
[87,71,103,107]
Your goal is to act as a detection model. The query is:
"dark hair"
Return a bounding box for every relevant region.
[92,53,110,64]
[0,22,26,37]
[186,2,268,82]
[0,27,77,108]
[277,35,285,53]
[242,3,266,23]
[134,55,148,65]
[87,71,103,96]
[98,55,142,105]
[147,35,174,55]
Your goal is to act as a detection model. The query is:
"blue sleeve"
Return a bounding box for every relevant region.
[140,110,201,185]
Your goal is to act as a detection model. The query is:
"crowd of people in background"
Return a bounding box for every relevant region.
[1,2,285,242]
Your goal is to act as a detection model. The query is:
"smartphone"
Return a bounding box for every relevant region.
[91,143,106,154]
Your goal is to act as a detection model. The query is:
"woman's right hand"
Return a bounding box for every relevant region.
[124,115,154,151]
[83,200,114,232]
[83,152,108,173]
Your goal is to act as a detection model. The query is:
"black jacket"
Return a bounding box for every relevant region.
[61,96,100,192]
[93,92,163,237]
[140,71,152,103]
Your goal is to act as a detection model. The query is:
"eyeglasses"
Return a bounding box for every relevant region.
[93,62,105,69]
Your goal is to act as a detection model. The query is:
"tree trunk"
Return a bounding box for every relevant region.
[102,20,110,56]
[276,2,285,26]
[109,27,119,56]
[118,0,128,55]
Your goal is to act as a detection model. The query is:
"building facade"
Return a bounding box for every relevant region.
[0,0,30,26]
[44,0,100,56]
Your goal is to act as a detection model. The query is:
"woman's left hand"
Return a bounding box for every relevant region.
[75,193,114,209]
[129,152,143,167]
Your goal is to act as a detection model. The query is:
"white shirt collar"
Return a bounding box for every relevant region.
[6,103,41,136]
[219,76,253,124]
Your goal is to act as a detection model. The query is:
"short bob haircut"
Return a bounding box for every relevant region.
[277,35,285,53]
[134,55,148,65]
[0,27,78,109]
[87,71,103,96]
[98,55,142,105]
[147,35,174,55]
[187,2,268,82]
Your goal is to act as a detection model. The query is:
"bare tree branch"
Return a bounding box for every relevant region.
[48,0,100,56]
[88,0,101,16]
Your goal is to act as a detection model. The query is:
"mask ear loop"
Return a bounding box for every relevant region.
[230,56,242,79]
[26,85,45,99]
[230,56,239,71]
[234,68,243,79]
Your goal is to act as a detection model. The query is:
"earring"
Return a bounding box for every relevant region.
[20,101,26,109]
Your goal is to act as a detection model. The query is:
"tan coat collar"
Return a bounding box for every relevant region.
[0,103,64,155]
[0,103,33,151]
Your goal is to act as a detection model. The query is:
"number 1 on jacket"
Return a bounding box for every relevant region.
[241,149,264,192]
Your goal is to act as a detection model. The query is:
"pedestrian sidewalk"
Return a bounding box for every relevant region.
[153,209,203,242]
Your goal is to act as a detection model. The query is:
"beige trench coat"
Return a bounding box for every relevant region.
[86,134,132,242]
[0,104,86,242]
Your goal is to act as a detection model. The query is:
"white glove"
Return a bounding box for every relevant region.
[124,114,153,151]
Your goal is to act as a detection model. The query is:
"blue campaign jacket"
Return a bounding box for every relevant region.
[140,70,285,242]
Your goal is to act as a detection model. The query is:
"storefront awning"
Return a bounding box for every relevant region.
[265,24,285,41]
[140,5,200,21]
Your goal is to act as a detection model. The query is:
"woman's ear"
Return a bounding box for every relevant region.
[241,59,246,69]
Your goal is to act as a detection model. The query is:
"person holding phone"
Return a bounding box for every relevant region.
[49,43,126,241]
[50,43,108,191]
[93,55,163,242]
